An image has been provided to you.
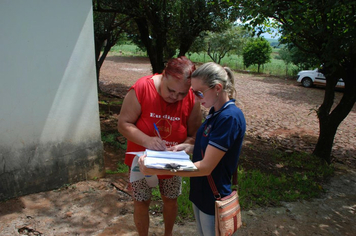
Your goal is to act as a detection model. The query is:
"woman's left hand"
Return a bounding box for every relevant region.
[167,143,194,154]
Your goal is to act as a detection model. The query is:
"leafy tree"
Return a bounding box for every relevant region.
[237,0,356,164]
[277,46,293,76]
[277,45,316,76]
[242,37,272,73]
[203,25,249,64]
[93,9,131,92]
[175,1,238,57]
[276,43,320,71]
[93,0,238,73]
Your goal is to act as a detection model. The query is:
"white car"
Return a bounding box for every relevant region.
[296,68,345,88]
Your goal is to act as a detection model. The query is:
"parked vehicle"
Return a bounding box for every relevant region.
[296,68,345,88]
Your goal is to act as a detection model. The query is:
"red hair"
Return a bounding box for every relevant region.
[163,56,196,81]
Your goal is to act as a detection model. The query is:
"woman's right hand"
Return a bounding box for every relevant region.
[145,137,166,151]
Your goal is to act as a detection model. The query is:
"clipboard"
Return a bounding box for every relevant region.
[126,149,197,171]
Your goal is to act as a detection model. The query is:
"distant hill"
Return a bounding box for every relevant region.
[266,38,281,48]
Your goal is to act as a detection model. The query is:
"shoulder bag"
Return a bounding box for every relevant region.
[207,169,242,236]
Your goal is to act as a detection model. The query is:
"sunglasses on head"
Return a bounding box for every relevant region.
[191,85,214,99]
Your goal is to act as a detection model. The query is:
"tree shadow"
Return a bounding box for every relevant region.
[241,131,356,170]
[104,55,150,65]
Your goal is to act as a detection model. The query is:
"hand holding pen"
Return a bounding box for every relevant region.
[148,123,165,150]
[154,123,162,140]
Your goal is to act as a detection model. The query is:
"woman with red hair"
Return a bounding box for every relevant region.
[118,56,201,236]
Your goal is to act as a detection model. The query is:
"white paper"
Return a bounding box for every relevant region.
[129,155,158,187]
[145,150,189,159]
[130,155,145,183]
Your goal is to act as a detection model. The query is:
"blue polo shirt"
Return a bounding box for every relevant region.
[189,99,246,215]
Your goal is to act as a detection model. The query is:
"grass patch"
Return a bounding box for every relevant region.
[239,151,333,209]
[149,177,194,223]
[101,130,128,174]
[189,52,298,77]
[106,162,129,174]
[177,177,194,222]
[111,44,147,56]
[101,131,127,150]
[98,100,123,106]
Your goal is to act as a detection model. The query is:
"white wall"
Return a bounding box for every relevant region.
[0,0,104,200]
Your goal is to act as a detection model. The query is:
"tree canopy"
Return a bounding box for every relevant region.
[93,0,239,73]
[190,25,249,64]
[237,0,356,163]
[206,25,248,64]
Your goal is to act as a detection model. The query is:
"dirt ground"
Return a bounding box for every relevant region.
[1,56,355,236]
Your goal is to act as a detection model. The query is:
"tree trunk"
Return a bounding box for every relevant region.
[94,33,115,93]
[94,37,106,93]
[313,69,356,164]
[313,113,338,164]
[135,18,165,74]
[178,36,195,57]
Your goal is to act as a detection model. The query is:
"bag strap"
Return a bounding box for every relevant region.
[201,150,238,200]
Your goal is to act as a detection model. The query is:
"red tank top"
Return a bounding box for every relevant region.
[125,75,195,178]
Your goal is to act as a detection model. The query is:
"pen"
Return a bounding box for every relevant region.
[153,123,162,139]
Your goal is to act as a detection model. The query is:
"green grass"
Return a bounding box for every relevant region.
[188,52,299,77]
[148,177,194,223]
[101,131,127,150]
[101,130,128,174]
[238,152,333,209]
[112,43,299,77]
[98,100,123,106]
[177,177,194,221]
[106,162,129,174]
[111,44,146,56]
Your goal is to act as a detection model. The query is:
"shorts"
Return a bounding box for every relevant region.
[131,176,182,201]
